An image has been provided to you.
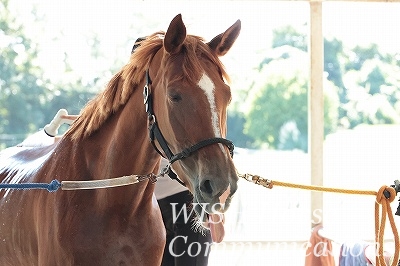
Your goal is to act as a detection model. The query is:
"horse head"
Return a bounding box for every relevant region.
[138,14,241,241]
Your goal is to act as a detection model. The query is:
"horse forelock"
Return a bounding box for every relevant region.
[65,31,229,140]
[166,35,229,85]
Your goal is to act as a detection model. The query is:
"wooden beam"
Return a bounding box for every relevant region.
[309,1,324,227]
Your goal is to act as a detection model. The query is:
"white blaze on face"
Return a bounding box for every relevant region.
[197,73,221,138]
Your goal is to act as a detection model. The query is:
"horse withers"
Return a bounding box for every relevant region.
[0,14,241,265]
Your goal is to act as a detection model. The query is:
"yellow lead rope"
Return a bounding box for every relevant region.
[239,173,399,266]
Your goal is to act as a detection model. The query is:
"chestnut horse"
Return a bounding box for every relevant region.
[0,14,241,265]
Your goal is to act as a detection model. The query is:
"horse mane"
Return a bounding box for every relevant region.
[65,31,229,140]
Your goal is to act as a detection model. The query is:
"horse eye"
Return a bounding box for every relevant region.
[169,93,182,102]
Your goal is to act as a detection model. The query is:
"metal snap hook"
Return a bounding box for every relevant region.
[159,163,171,177]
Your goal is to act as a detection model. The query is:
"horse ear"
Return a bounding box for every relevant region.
[164,14,187,54]
[208,19,241,56]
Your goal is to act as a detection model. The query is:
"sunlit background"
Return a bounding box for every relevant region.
[2,0,400,265]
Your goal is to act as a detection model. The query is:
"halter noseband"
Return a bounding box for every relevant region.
[143,70,234,186]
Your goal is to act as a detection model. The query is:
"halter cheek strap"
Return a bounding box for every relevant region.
[143,70,234,186]
[143,70,175,160]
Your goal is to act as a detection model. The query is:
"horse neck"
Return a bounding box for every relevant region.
[86,88,160,180]
[55,87,161,211]
[44,90,160,207]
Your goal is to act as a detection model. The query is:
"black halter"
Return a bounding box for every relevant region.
[143,70,234,186]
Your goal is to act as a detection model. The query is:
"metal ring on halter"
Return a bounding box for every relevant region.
[149,115,156,124]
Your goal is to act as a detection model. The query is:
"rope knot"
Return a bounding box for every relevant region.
[47,179,61,192]
[376,185,396,204]
[374,185,399,266]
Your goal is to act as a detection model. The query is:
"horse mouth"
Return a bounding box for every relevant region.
[194,204,226,243]
[193,185,233,243]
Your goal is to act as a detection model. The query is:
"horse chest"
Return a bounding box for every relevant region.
[47,196,164,266]
[67,217,165,266]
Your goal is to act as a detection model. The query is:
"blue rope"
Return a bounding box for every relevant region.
[0,179,61,192]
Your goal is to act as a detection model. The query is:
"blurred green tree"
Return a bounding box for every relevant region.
[243,47,339,151]
[227,110,255,148]
[0,0,48,143]
[272,25,307,52]
[0,0,97,148]
[243,25,400,152]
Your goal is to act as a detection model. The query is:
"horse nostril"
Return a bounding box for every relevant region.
[200,179,214,197]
